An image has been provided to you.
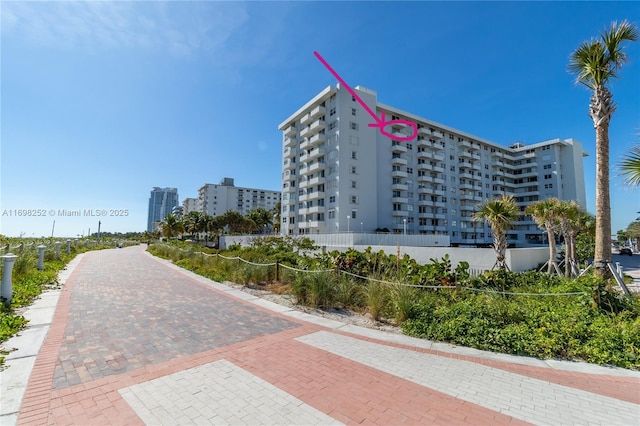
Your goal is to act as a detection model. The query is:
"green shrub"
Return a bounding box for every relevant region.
[390,284,417,324]
[334,276,362,309]
[364,281,388,321]
[308,272,334,309]
[12,254,35,280]
[290,273,309,305]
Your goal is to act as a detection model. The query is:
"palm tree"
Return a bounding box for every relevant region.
[526,198,562,275]
[271,202,282,234]
[473,195,519,270]
[627,220,640,250]
[183,211,205,240]
[619,145,640,187]
[158,213,184,240]
[246,208,273,234]
[556,200,582,276]
[568,20,638,275]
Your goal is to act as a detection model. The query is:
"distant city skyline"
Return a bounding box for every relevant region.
[1,1,638,238]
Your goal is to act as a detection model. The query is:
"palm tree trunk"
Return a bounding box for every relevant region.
[594,119,612,275]
[546,228,557,274]
[494,232,508,270]
[568,233,576,276]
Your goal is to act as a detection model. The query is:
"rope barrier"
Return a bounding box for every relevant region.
[458,287,586,296]
[279,263,333,273]
[238,258,277,267]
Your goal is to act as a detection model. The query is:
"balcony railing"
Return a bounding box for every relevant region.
[285,125,296,137]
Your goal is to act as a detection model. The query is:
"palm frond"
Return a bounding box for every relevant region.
[568,20,638,89]
[619,145,640,187]
[602,20,639,71]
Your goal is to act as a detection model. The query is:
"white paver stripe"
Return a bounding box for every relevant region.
[119,359,343,426]
[296,331,640,425]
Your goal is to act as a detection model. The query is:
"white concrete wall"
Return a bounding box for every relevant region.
[219,234,548,272]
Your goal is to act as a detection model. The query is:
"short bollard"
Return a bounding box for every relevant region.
[37,245,46,271]
[66,239,71,254]
[55,241,61,260]
[1,254,18,305]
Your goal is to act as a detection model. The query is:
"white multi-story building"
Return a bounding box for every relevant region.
[278,84,587,247]
[182,198,199,215]
[198,177,281,218]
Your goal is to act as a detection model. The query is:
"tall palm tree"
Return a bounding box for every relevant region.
[619,145,640,187]
[473,195,519,270]
[568,20,638,275]
[526,198,562,275]
[159,213,184,240]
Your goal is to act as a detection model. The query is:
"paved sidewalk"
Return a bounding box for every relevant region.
[2,245,639,425]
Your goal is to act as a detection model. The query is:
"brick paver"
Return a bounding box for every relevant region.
[13,245,640,425]
[53,248,298,389]
[297,331,640,425]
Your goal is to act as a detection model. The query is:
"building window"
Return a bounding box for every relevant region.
[407,167,413,174]
[350,135,359,145]
[351,165,358,174]
[350,122,359,130]
[329,196,336,203]
[352,108,356,116]
[351,151,358,160]
[328,210,335,219]
[393,203,402,211]
[351,195,359,204]
[329,107,336,116]
[351,210,357,219]
[352,180,358,189]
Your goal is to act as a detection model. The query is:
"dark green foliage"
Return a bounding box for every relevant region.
[403,271,640,369]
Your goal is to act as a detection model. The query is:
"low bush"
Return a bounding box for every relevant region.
[403,271,640,369]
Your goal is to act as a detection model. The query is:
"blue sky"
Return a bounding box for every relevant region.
[1,1,638,238]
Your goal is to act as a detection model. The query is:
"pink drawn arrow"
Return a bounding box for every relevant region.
[314,51,418,142]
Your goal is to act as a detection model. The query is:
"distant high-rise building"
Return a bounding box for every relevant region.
[198,178,281,217]
[147,187,179,231]
[278,84,588,246]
